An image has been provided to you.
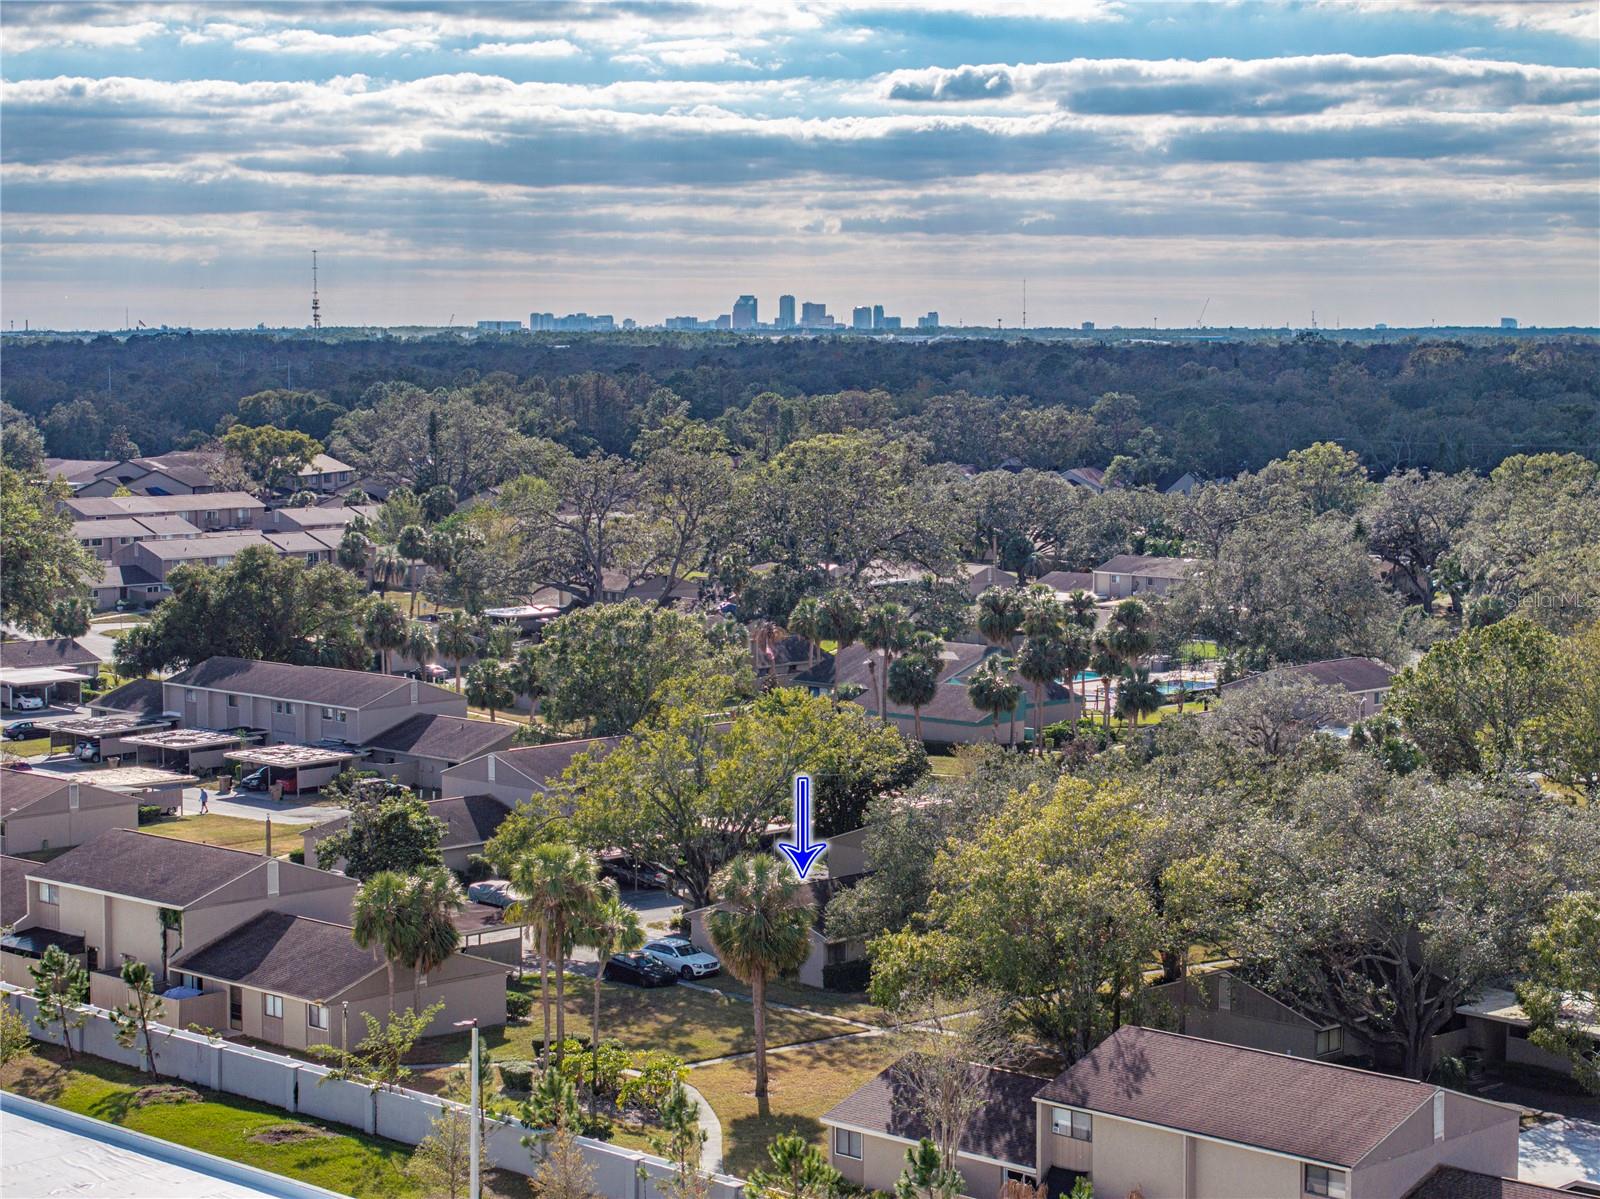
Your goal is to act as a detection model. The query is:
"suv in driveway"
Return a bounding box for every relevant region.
[642,937,721,979]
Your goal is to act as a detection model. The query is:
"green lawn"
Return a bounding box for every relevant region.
[3,737,50,758]
[691,1035,900,1175]
[694,976,885,1027]
[141,812,289,855]
[409,974,849,1066]
[0,1047,520,1198]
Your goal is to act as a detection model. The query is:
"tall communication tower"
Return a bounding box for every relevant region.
[311,250,322,329]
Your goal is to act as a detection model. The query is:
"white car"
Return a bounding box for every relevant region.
[467,880,518,909]
[642,937,721,979]
[12,694,45,712]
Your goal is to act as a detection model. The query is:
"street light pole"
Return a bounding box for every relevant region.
[456,1018,480,1199]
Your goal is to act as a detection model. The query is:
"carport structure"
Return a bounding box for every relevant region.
[0,665,96,710]
[223,742,362,796]
[46,713,172,762]
[121,727,253,775]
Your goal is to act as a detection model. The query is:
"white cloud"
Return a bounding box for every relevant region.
[464,39,582,60]
[1,18,164,53]
[232,27,439,55]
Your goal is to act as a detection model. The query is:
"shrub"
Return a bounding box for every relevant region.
[505,991,533,1020]
[462,854,495,884]
[287,848,306,864]
[137,804,164,825]
[619,1050,687,1113]
[557,1040,629,1097]
[822,958,871,993]
[498,1059,536,1093]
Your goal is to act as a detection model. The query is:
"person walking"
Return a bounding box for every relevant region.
[198,787,209,814]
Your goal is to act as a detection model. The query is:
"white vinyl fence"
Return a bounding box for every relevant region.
[1,983,745,1199]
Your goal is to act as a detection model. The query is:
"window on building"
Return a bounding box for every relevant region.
[1052,1108,1092,1141]
[38,883,59,904]
[264,994,284,1019]
[178,973,203,991]
[204,511,218,523]
[307,1004,329,1030]
[324,708,346,723]
[227,694,239,708]
[1218,976,1233,1010]
[273,701,294,714]
[1316,1026,1344,1057]
[1304,1165,1347,1198]
[185,689,197,701]
[1004,1172,1036,1186]
[826,942,849,966]
[88,538,103,547]
[833,1128,862,1159]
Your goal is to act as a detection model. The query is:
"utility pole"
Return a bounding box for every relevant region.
[311,250,321,330]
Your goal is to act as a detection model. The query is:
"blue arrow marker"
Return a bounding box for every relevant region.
[777,772,827,880]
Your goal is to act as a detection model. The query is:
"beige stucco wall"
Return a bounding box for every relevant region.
[182,862,357,951]
[1191,1137,1303,1198]
[1090,1114,1188,1199]
[0,793,139,855]
[826,827,870,877]
[440,753,544,806]
[1353,1091,1518,1199]
[1036,1103,1094,1172]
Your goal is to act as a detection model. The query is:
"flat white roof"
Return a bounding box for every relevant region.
[0,666,94,686]
[28,764,197,791]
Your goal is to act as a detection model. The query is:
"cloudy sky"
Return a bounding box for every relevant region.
[2,0,1597,330]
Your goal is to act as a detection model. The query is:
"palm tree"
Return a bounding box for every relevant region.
[50,597,92,638]
[580,884,644,1122]
[465,658,514,722]
[1017,633,1070,752]
[887,645,940,741]
[402,620,436,680]
[1090,629,1121,730]
[404,866,465,1013]
[1116,666,1166,727]
[786,596,824,668]
[352,871,419,1017]
[816,589,862,662]
[337,527,371,574]
[396,523,429,617]
[436,610,476,692]
[861,602,912,718]
[371,543,405,595]
[966,654,1021,744]
[1065,589,1098,630]
[363,598,407,675]
[749,618,789,674]
[706,855,813,1099]
[975,586,1024,650]
[506,643,540,714]
[506,844,604,1064]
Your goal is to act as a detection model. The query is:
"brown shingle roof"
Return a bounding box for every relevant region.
[362,714,515,763]
[429,795,513,848]
[1037,570,1094,593]
[0,637,99,671]
[823,1059,1044,1166]
[0,769,136,820]
[28,828,260,907]
[1405,1169,1569,1199]
[167,656,452,709]
[1035,1027,1443,1168]
[171,912,380,1001]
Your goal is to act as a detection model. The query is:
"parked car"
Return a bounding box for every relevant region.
[602,950,677,988]
[600,856,669,891]
[238,767,271,792]
[3,721,42,741]
[76,743,99,762]
[11,694,45,711]
[642,937,721,979]
[467,880,517,909]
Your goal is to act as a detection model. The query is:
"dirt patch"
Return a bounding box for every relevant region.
[249,1122,336,1146]
[132,1084,200,1107]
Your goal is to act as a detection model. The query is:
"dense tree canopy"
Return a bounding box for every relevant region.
[0,467,99,634]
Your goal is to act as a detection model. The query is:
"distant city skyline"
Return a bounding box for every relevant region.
[1,2,1596,330]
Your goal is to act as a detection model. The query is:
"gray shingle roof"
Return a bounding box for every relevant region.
[167,656,451,709]
[171,912,380,1001]
[91,677,166,716]
[1224,656,1396,695]
[0,637,99,671]
[362,714,515,763]
[488,736,622,789]
[833,642,1075,726]
[823,1059,1044,1167]
[99,562,161,588]
[1094,554,1195,578]
[28,828,260,907]
[1034,1026,1443,1167]
[64,492,263,518]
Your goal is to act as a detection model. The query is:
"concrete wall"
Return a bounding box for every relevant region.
[1191,1137,1302,1198]
[1,983,745,1199]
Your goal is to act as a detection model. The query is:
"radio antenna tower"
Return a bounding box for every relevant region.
[1022,278,1027,330]
[311,250,322,329]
